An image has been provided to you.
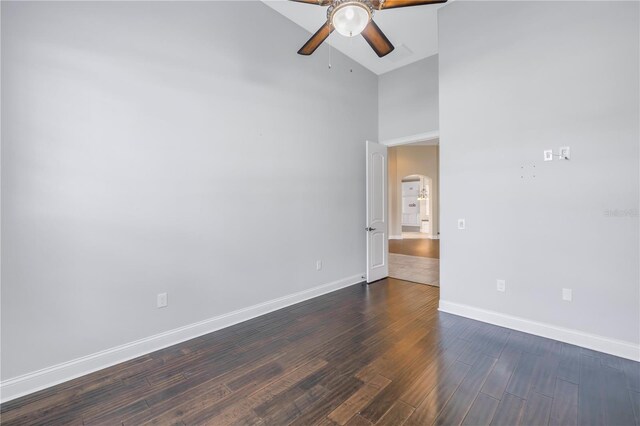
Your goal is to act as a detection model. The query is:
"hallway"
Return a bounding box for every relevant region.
[389,239,440,286]
[389,238,440,258]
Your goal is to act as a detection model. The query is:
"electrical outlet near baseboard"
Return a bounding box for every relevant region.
[497,279,506,292]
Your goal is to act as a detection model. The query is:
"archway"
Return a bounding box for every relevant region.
[400,174,432,239]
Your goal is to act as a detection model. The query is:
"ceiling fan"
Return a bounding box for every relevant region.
[291,0,447,58]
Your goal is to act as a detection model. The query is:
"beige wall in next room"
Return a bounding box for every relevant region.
[388,144,440,238]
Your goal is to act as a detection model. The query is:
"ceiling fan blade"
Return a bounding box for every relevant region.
[298,22,333,55]
[289,0,332,5]
[361,20,394,57]
[373,0,447,9]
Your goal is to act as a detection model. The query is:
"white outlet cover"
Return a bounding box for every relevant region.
[457,219,466,230]
[562,288,572,301]
[544,150,553,161]
[559,146,570,160]
[497,279,506,292]
[157,292,168,308]
[316,260,322,271]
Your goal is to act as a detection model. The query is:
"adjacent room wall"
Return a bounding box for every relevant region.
[1,1,377,383]
[388,145,440,238]
[387,147,398,238]
[439,1,640,356]
[378,55,439,143]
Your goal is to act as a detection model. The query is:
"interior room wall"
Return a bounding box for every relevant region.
[378,55,439,143]
[439,1,640,357]
[388,144,440,238]
[1,1,378,384]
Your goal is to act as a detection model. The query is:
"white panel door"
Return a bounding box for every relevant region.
[366,141,388,283]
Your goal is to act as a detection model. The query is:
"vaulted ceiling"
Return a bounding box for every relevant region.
[263,0,446,75]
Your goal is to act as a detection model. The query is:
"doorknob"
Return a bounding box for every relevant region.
[365,227,377,232]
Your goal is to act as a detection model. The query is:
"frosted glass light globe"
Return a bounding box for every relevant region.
[331,3,370,37]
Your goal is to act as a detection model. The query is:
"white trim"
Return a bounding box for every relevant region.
[439,300,640,362]
[389,234,403,240]
[380,131,440,147]
[0,274,365,403]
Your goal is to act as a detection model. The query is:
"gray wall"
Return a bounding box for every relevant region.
[378,55,439,142]
[1,1,377,380]
[439,1,639,344]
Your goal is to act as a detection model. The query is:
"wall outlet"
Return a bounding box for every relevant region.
[316,260,322,271]
[544,150,553,161]
[559,146,570,160]
[497,279,506,292]
[562,288,572,301]
[457,219,466,230]
[157,292,168,308]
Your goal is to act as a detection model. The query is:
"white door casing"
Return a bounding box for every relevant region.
[366,141,388,283]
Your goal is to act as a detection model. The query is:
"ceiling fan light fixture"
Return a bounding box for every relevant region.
[294,0,446,57]
[330,1,372,37]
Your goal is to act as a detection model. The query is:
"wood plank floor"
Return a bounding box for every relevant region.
[389,239,439,259]
[2,278,639,426]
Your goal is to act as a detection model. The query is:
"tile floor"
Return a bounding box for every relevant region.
[388,253,439,286]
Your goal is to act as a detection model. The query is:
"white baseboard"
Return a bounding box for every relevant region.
[389,235,402,240]
[0,274,365,403]
[439,300,640,362]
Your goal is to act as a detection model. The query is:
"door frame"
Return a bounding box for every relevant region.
[380,131,440,147]
[380,130,440,242]
[365,131,440,285]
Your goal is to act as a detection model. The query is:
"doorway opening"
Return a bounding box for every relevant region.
[387,141,440,287]
[400,174,432,239]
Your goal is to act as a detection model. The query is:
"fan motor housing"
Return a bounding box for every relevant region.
[327,0,375,26]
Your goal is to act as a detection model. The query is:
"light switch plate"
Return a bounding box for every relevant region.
[458,219,466,230]
[562,288,572,301]
[544,150,553,161]
[497,279,506,292]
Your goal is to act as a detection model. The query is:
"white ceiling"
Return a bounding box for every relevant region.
[263,0,446,75]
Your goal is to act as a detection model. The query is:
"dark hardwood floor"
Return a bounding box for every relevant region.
[389,239,440,259]
[2,278,638,425]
